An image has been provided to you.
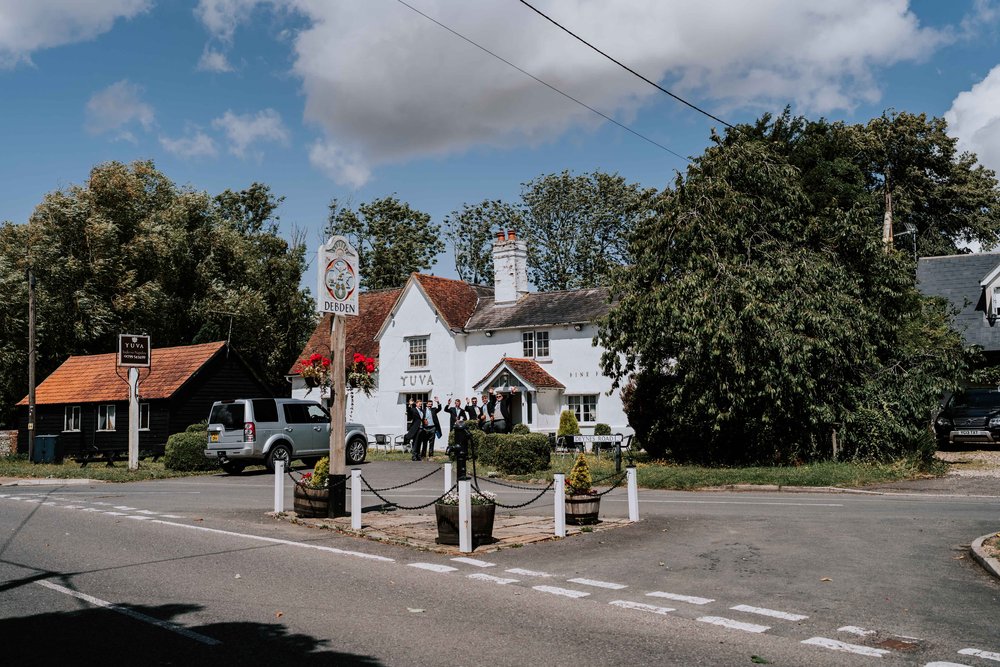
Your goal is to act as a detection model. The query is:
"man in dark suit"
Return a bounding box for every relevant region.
[486,386,519,434]
[406,398,423,460]
[423,397,443,457]
[465,396,484,425]
[445,398,465,429]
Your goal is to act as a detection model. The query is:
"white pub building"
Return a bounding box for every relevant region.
[290,231,630,447]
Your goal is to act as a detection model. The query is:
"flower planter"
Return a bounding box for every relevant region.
[293,485,329,518]
[565,494,600,525]
[435,502,496,546]
[303,376,319,388]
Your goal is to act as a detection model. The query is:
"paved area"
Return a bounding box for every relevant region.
[279,509,632,555]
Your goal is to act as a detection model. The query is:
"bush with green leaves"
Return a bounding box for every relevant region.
[164,427,220,472]
[312,456,330,488]
[489,433,551,475]
[557,410,580,437]
[593,423,611,436]
[511,423,531,435]
[566,453,593,494]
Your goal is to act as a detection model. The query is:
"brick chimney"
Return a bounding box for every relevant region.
[493,229,528,304]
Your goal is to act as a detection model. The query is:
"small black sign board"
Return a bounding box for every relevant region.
[118,334,151,367]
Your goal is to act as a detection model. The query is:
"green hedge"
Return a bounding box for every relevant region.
[164,428,220,472]
[448,426,551,475]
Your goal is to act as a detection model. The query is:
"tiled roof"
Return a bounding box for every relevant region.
[18,341,227,406]
[466,287,613,331]
[413,274,488,330]
[917,253,1000,351]
[291,288,402,375]
[473,357,565,390]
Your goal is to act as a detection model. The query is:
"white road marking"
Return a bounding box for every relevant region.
[451,557,494,568]
[81,507,102,512]
[408,563,458,573]
[839,626,876,636]
[135,510,159,515]
[568,577,627,590]
[533,585,590,599]
[126,516,151,521]
[468,573,518,585]
[610,600,674,615]
[147,519,395,562]
[160,514,183,519]
[958,648,1000,662]
[114,505,137,510]
[506,568,552,577]
[104,512,128,516]
[730,604,807,621]
[925,662,974,666]
[802,637,890,657]
[697,616,770,633]
[647,591,714,605]
[644,499,843,507]
[36,580,220,645]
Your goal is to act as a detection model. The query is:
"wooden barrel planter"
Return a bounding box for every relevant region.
[435,503,496,546]
[293,485,329,518]
[565,494,600,525]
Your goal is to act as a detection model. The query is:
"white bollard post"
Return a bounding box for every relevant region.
[444,462,452,494]
[274,460,285,513]
[458,478,472,553]
[554,473,566,537]
[627,466,639,522]
[351,469,362,530]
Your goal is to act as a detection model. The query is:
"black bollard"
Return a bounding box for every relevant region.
[328,474,347,518]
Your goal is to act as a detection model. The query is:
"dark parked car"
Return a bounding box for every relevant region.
[934,387,1000,449]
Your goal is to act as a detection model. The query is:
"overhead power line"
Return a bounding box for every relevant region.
[393,0,691,163]
[517,0,735,130]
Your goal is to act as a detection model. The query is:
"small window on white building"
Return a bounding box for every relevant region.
[408,337,428,368]
[139,403,150,431]
[63,406,81,432]
[97,405,116,431]
[522,331,550,359]
[566,395,597,424]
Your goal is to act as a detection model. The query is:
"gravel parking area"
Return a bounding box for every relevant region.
[935,449,1000,477]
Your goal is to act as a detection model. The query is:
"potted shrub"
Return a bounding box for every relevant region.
[293,456,330,518]
[434,487,497,546]
[565,453,600,525]
[558,409,581,452]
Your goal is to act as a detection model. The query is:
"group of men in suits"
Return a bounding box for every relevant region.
[404,387,520,460]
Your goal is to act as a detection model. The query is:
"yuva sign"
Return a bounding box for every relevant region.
[118,334,151,367]
[317,236,359,316]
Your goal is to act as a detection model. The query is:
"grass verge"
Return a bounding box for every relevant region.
[0,455,221,483]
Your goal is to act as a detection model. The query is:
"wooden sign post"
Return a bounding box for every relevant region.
[317,236,359,518]
[118,334,151,471]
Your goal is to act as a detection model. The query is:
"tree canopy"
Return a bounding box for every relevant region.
[0,160,314,426]
[599,118,972,464]
[326,196,444,290]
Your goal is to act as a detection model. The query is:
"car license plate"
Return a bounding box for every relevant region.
[210,433,219,442]
[954,429,987,436]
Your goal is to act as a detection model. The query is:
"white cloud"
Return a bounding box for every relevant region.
[197,47,233,72]
[212,108,289,158]
[0,0,150,67]
[309,140,371,188]
[946,64,1000,174]
[84,79,154,140]
[159,131,218,158]
[196,0,949,186]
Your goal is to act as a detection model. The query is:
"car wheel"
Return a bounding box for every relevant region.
[221,461,245,475]
[346,437,367,465]
[265,444,292,473]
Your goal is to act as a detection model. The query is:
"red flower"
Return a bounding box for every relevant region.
[321,358,331,368]
[309,352,322,364]
[365,361,375,373]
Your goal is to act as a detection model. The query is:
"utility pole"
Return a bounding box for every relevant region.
[27,269,36,463]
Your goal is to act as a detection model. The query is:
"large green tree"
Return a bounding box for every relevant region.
[326,196,444,290]
[599,128,967,464]
[444,199,523,284]
[0,161,314,426]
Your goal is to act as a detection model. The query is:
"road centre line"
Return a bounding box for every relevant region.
[958,648,1000,662]
[468,573,518,585]
[730,604,808,621]
[801,637,890,657]
[506,568,552,577]
[647,591,714,605]
[697,616,770,633]
[146,518,395,562]
[610,600,674,615]
[36,580,220,646]
[409,563,458,573]
[533,585,590,599]
[451,557,494,568]
[924,662,974,666]
[839,625,876,636]
[568,577,627,590]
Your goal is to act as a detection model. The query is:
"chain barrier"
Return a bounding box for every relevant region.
[473,475,549,491]
[287,468,350,491]
[362,465,443,492]
[565,470,628,497]
[360,475,457,511]
[472,476,554,509]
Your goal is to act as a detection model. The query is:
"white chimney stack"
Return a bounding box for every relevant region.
[493,229,528,304]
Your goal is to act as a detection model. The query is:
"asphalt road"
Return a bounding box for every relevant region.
[1,461,998,666]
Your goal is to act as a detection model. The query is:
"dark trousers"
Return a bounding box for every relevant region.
[417,429,435,457]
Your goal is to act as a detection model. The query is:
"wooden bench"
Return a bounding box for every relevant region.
[72,447,127,467]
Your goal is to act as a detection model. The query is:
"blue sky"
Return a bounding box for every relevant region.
[2,1,999,283]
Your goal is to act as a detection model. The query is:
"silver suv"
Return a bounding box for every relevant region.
[205,398,368,475]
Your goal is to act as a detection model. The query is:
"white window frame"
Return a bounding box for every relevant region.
[566,395,598,424]
[97,405,116,432]
[522,330,550,359]
[408,337,428,369]
[535,331,550,358]
[139,403,150,431]
[522,331,534,358]
[63,406,81,432]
